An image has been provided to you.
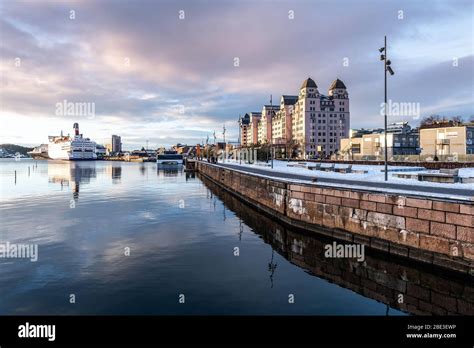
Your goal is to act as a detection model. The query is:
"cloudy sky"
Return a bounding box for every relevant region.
[1,0,473,149]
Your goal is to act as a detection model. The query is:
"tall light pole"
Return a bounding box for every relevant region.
[380,35,395,181]
[222,124,226,162]
[238,115,242,164]
[270,95,274,169]
[238,115,242,146]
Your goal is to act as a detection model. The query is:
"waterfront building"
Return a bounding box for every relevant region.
[238,77,350,159]
[257,119,264,144]
[258,105,279,144]
[95,144,107,159]
[249,112,262,145]
[291,78,350,158]
[420,124,474,156]
[271,95,297,148]
[392,129,420,156]
[239,113,251,147]
[105,143,113,155]
[340,122,419,158]
[387,121,411,134]
[239,112,261,146]
[111,135,122,154]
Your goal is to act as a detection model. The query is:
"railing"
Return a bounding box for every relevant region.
[334,154,474,162]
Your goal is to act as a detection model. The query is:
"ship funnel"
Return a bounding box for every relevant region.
[73,123,79,136]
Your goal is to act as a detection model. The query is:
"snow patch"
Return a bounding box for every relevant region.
[288,198,306,215]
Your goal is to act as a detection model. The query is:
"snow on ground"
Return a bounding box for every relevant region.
[221,159,474,193]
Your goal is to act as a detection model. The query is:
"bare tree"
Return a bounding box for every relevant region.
[420,115,465,128]
[451,116,463,125]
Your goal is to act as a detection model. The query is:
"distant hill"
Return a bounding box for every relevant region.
[0,144,34,156]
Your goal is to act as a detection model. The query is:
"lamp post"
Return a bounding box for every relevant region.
[222,124,226,162]
[238,115,242,165]
[270,95,274,169]
[380,35,395,181]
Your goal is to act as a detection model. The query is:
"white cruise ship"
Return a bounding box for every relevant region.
[48,123,97,160]
[27,144,49,159]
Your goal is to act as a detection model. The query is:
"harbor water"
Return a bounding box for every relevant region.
[1,159,469,315]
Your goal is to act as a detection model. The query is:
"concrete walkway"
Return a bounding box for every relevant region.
[214,162,474,202]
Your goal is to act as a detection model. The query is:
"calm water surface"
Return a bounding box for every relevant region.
[0,159,467,315]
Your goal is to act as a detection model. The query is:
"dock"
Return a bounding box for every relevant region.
[185,159,197,172]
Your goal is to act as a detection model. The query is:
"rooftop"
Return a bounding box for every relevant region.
[281,95,298,105]
[300,77,317,89]
[329,78,347,90]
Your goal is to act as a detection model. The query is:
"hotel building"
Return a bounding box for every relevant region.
[239,112,261,147]
[258,105,280,144]
[272,95,297,147]
[249,112,262,146]
[239,77,350,158]
[239,113,251,147]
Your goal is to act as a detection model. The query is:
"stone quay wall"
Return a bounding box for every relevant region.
[197,162,474,274]
[204,176,473,315]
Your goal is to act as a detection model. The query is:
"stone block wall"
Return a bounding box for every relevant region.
[203,174,474,315]
[197,162,474,274]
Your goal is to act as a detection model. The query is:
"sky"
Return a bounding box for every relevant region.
[1,0,473,149]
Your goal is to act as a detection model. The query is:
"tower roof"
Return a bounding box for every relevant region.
[240,113,250,125]
[329,78,346,90]
[281,95,298,105]
[300,77,317,89]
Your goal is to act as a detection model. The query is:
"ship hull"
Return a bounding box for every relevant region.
[48,143,97,161]
[29,153,50,160]
[47,123,97,161]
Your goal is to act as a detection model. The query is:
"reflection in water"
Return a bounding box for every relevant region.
[1,159,471,316]
[185,171,195,181]
[48,161,97,200]
[201,174,474,316]
[112,165,122,182]
[268,249,278,288]
[139,163,146,175]
[157,164,182,177]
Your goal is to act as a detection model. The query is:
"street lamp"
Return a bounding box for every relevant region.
[380,35,395,181]
[270,95,274,169]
